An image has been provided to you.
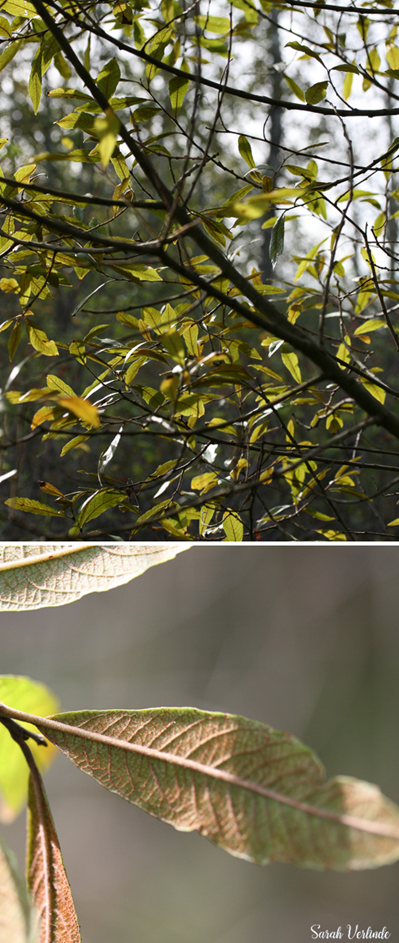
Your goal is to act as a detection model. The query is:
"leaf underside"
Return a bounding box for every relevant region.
[0,544,190,610]
[37,708,399,872]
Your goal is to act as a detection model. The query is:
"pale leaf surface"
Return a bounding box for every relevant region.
[0,677,58,822]
[0,835,30,943]
[26,750,81,943]
[35,708,399,872]
[0,544,190,611]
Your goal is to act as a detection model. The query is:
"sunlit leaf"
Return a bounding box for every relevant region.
[57,397,100,429]
[223,513,244,541]
[96,58,121,99]
[4,498,65,518]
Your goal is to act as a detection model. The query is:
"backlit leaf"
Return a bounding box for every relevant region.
[26,750,81,942]
[238,135,256,169]
[96,58,121,99]
[75,489,127,528]
[0,545,191,611]
[223,513,244,541]
[27,707,399,871]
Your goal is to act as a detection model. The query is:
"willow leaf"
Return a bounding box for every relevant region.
[0,545,190,611]
[21,707,399,872]
[25,747,81,943]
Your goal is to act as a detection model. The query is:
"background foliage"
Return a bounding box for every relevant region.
[1,0,399,539]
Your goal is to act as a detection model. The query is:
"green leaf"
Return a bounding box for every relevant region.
[163,330,186,364]
[238,135,256,169]
[28,46,42,115]
[0,676,59,821]
[169,60,190,113]
[94,109,120,168]
[26,750,81,942]
[281,348,302,383]
[0,546,191,612]
[223,513,244,541]
[26,322,58,358]
[60,435,90,457]
[269,216,285,263]
[75,489,127,528]
[354,318,386,335]
[283,74,305,102]
[4,498,65,518]
[2,0,38,14]
[285,41,322,62]
[96,58,121,99]
[29,707,399,871]
[8,322,21,362]
[194,15,231,33]
[46,374,75,397]
[305,81,328,104]
[0,39,22,75]
[360,379,386,404]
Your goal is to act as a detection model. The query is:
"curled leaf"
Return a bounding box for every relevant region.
[24,744,81,942]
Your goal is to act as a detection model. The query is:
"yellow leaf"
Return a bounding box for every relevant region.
[57,397,101,428]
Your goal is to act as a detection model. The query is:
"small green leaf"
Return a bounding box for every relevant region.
[360,379,386,404]
[238,134,256,169]
[163,330,186,364]
[0,39,22,75]
[283,74,305,102]
[305,81,328,104]
[96,58,121,99]
[223,513,244,541]
[28,46,42,115]
[281,348,302,383]
[26,322,58,357]
[8,322,21,362]
[4,498,64,518]
[269,216,285,263]
[60,435,90,457]
[75,489,127,528]
[169,61,190,113]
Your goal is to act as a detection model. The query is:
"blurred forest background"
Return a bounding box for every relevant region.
[1,544,399,942]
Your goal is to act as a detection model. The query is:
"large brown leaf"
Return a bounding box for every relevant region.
[25,707,399,872]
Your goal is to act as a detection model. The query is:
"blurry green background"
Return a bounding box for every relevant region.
[1,545,399,943]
